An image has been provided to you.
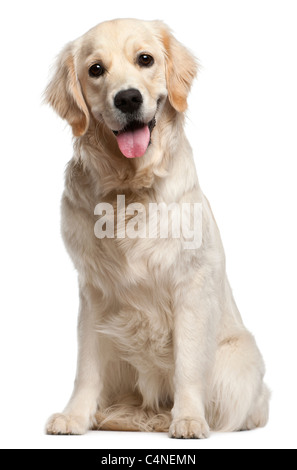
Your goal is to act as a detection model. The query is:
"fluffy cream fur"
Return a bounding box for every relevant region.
[45,19,269,438]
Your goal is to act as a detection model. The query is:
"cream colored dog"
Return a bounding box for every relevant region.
[45,18,269,438]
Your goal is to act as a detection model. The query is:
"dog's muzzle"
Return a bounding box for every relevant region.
[111,88,158,158]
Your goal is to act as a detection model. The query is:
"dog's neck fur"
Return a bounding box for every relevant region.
[65,100,200,206]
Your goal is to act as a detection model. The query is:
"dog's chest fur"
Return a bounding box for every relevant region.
[61,168,196,372]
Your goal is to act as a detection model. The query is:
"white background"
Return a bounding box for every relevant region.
[0,0,296,450]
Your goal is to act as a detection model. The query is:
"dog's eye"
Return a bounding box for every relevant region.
[138,54,154,67]
[89,63,105,77]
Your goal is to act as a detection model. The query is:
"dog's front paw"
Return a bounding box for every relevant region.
[169,417,210,439]
[46,413,88,435]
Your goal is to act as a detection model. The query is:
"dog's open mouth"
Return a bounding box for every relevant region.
[112,118,156,158]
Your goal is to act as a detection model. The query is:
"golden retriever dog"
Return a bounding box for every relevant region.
[45,18,269,438]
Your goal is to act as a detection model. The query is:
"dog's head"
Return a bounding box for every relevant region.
[45,19,197,159]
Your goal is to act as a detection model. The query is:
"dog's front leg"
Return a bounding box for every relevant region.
[169,278,215,439]
[46,285,104,435]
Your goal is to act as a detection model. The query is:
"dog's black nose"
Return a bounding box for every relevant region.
[114,88,143,114]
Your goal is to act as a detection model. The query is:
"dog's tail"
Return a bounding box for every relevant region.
[94,396,171,432]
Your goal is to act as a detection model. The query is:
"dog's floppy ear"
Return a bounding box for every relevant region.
[156,23,198,113]
[44,43,89,136]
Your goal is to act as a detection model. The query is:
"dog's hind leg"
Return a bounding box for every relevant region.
[206,328,270,432]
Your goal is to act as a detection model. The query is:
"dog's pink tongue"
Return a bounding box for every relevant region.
[116,125,150,158]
